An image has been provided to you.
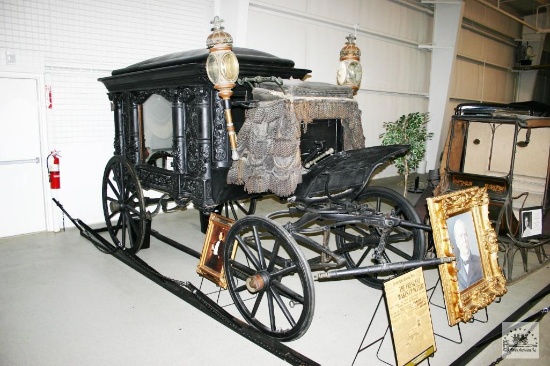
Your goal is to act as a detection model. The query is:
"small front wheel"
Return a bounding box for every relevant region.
[223,216,315,341]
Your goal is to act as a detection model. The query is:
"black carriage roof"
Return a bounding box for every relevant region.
[454,102,550,128]
[111,47,297,75]
[99,47,311,92]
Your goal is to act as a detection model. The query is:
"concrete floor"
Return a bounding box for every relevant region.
[1,181,549,366]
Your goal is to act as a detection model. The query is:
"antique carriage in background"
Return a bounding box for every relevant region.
[96,20,438,341]
[431,102,550,281]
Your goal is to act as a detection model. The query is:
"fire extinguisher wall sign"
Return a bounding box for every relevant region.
[48,150,61,189]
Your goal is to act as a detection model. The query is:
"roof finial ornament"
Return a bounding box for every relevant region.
[206,16,233,49]
[210,15,224,31]
[346,33,356,45]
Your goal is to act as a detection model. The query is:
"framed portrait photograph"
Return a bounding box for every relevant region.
[520,206,543,239]
[196,213,235,289]
[427,186,507,326]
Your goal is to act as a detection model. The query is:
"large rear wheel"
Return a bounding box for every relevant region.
[102,156,146,253]
[334,186,426,289]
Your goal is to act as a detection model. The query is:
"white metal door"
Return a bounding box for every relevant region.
[0,77,47,237]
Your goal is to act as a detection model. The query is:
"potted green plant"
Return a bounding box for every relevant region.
[379,112,433,197]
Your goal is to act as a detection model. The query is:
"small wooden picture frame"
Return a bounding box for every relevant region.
[427,186,507,326]
[196,213,235,289]
[520,206,543,239]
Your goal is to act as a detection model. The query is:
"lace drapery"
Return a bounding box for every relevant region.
[227,81,365,196]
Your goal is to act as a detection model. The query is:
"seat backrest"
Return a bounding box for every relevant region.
[294,145,409,198]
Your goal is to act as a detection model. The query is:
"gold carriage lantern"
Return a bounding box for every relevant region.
[336,34,362,94]
[206,16,240,160]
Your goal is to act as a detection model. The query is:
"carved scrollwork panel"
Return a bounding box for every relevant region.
[137,168,172,192]
[212,94,228,162]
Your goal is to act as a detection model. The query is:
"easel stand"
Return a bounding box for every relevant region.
[426,277,490,344]
[352,293,394,366]
[198,277,224,304]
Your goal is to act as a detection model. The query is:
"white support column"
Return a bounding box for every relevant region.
[214,0,250,47]
[425,1,464,172]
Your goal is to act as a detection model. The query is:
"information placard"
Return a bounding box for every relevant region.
[384,268,436,366]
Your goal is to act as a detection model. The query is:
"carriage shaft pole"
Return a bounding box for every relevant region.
[314,257,454,281]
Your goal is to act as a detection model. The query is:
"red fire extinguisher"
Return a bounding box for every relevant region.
[47,150,61,189]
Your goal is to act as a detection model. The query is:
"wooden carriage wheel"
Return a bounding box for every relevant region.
[223,216,315,341]
[102,156,147,254]
[220,197,258,219]
[334,186,426,289]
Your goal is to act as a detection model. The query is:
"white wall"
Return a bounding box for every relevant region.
[0,0,215,227]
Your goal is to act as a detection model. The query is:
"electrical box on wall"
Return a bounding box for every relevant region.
[5,50,16,65]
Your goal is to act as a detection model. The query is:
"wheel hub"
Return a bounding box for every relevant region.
[109,201,121,213]
[245,272,269,293]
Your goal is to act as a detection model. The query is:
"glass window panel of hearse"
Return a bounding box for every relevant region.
[142,94,174,166]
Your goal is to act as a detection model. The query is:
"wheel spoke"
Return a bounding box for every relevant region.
[354,246,372,267]
[126,204,142,217]
[266,290,276,331]
[118,170,127,200]
[107,179,121,200]
[228,259,256,278]
[220,198,257,221]
[374,196,382,211]
[385,242,413,260]
[107,210,118,222]
[251,291,265,318]
[126,190,139,205]
[125,210,138,229]
[252,225,267,269]
[233,282,249,293]
[272,280,305,305]
[234,234,261,270]
[266,239,281,272]
[270,264,299,278]
[270,287,296,327]
[120,213,128,248]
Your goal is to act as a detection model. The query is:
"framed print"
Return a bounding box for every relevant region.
[427,187,507,326]
[520,206,543,239]
[196,213,235,289]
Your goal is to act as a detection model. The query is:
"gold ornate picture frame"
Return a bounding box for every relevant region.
[427,187,507,326]
[196,213,235,289]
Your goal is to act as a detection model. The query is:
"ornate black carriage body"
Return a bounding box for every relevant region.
[98,46,434,341]
[99,47,312,212]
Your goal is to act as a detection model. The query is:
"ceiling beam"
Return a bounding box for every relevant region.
[475,0,540,31]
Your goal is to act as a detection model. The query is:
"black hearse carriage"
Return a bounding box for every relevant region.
[97,43,439,341]
[433,102,550,281]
